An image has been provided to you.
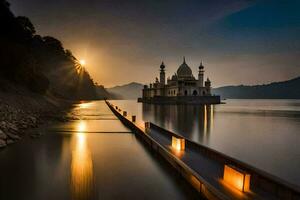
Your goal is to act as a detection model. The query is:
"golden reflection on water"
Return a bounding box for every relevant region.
[204,105,207,134]
[78,101,94,109]
[71,121,95,200]
[77,121,87,132]
[203,105,214,135]
[210,105,214,128]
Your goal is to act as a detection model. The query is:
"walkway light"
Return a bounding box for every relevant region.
[223,164,251,192]
[172,136,185,151]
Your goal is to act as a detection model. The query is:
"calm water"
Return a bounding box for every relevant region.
[0,101,198,200]
[111,99,300,188]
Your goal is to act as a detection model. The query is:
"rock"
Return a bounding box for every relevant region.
[0,130,7,140]
[6,139,14,145]
[21,123,28,129]
[0,121,7,129]
[28,116,37,124]
[0,139,6,148]
[7,123,18,133]
[6,132,21,140]
[30,132,43,139]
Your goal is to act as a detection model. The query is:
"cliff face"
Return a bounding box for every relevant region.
[213,77,300,99]
[0,0,97,100]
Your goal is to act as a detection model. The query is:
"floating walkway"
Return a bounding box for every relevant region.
[106,101,300,200]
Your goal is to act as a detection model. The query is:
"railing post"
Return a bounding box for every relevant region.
[145,122,150,129]
[132,115,136,122]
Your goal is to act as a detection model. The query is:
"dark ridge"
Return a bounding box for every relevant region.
[213,76,300,99]
[0,0,98,100]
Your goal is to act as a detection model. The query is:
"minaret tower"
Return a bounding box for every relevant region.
[160,61,166,86]
[198,61,204,87]
[205,77,211,95]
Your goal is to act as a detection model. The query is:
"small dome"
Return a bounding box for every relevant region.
[177,57,192,77]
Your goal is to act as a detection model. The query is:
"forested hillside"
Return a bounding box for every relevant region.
[213,76,300,99]
[0,0,97,99]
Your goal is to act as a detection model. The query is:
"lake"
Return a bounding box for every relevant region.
[110,99,300,188]
[0,101,198,200]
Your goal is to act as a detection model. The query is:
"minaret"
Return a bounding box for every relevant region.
[205,77,211,95]
[160,61,166,86]
[198,61,204,87]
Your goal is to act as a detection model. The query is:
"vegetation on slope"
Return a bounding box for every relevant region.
[0,0,97,99]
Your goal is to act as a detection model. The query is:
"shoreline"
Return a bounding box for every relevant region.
[0,85,78,148]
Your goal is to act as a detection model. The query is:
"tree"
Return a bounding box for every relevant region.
[65,49,76,61]
[0,0,10,7]
[16,16,36,37]
[43,36,64,52]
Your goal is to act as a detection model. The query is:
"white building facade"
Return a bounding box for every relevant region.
[142,57,212,99]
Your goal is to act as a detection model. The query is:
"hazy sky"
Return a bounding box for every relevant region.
[9,0,300,87]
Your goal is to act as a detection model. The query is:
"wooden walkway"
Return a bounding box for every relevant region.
[106,101,300,200]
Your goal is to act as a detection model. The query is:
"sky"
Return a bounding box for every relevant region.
[8,0,300,87]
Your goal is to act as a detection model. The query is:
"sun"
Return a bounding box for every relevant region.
[79,59,86,66]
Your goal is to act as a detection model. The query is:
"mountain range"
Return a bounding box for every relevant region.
[107,82,144,99]
[106,76,300,100]
[213,76,300,99]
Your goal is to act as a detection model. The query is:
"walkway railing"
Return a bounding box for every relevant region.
[105,100,300,200]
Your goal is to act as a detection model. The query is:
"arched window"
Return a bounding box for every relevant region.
[203,91,206,95]
[193,90,198,96]
[184,90,188,96]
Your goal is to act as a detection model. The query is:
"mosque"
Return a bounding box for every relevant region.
[138,57,221,104]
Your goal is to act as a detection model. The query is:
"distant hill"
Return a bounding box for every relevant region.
[107,82,144,99]
[213,76,300,99]
[95,85,120,99]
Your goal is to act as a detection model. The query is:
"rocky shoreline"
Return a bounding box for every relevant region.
[0,101,69,148]
[0,102,38,147]
[0,87,74,149]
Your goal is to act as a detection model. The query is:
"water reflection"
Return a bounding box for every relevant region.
[112,99,300,187]
[78,101,94,109]
[77,121,87,132]
[202,105,214,143]
[71,121,95,200]
[142,104,214,143]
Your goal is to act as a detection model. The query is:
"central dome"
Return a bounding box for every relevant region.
[177,57,192,77]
